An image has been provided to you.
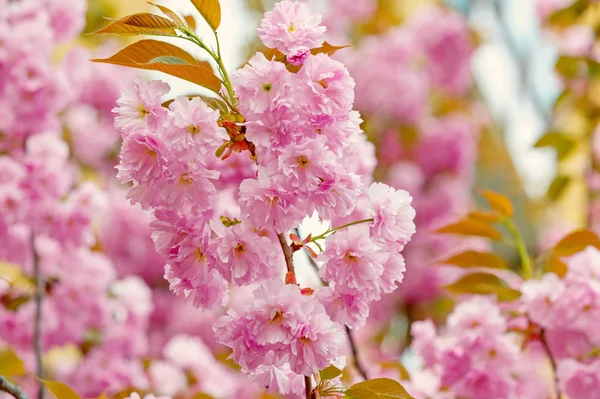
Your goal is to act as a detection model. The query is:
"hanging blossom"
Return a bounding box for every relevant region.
[112,0,416,390]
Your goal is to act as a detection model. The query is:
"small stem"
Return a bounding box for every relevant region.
[346,326,368,380]
[0,376,29,399]
[277,232,295,276]
[540,329,561,399]
[182,29,237,108]
[31,234,44,399]
[502,218,532,279]
[311,218,374,242]
[304,375,312,399]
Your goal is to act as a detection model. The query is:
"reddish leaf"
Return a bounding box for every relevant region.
[438,250,507,269]
[148,3,186,27]
[480,189,514,217]
[92,13,179,36]
[190,0,221,30]
[91,40,222,92]
[436,219,503,241]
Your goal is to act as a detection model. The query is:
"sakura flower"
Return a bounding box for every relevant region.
[367,182,416,250]
[557,359,600,399]
[213,223,280,285]
[113,79,169,136]
[319,225,389,299]
[257,0,326,54]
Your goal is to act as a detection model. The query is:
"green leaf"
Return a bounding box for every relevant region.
[190,0,221,30]
[0,348,26,376]
[438,250,507,269]
[91,40,222,92]
[546,175,570,201]
[149,56,189,64]
[556,55,582,78]
[547,0,586,28]
[480,189,514,217]
[148,3,186,28]
[40,379,82,399]
[92,13,179,36]
[436,219,503,241]
[345,378,415,399]
[444,273,521,302]
[320,364,343,380]
[534,131,576,160]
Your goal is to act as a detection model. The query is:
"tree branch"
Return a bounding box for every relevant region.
[276,232,295,276]
[540,329,561,399]
[0,376,29,399]
[304,375,312,399]
[31,233,44,399]
[346,326,368,380]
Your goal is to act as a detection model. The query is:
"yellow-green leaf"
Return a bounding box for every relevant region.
[148,3,186,28]
[555,55,583,78]
[41,379,82,399]
[91,40,222,92]
[92,13,179,36]
[378,362,410,381]
[345,378,415,399]
[0,262,35,294]
[444,273,521,301]
[190,0,221,30]
[547,0,586,28]
[0,348,26,376]
[436,219,503,241]
[311,42,350,56]
[534,131,576,160]
[480,190,514,217]
[466,211,501,224]
[546,175,570,201]
[554,229,600,256]
[184,15,197,31]
[438,250,507,269]
[192,394,215,399]
[320,364,343,380]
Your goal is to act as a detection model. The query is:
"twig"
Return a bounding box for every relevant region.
[540,329,561,399]
[346,326,368,380]
[276,232,295,275]
[0,376,29,399]
[304,375,312,399]
[31,233,44,399]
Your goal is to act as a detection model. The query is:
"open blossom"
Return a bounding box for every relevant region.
[557,359,600,399]
[367,182,416,250]
[214,280,345,376]
[319,225,388,299]
[113,78,169,136]
[257,0,326,54]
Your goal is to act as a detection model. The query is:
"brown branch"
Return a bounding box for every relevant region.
[0,376,29,399]
[304,375,312,399]
[540,329,561,399]
[277,232,295,275]
[31,233,44,399]
[346,326,368,380]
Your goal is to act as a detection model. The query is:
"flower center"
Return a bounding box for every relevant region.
[194,248,207,263]
[344,252,359,263]
[300,336,312,346]
[271,310,284,324]
[179,173,194,185]
[138,104,150,118]
[234,242,245,256]
[297,155,310,169]
[146,148,157,158]
[317,79,328,89]
[263,83,272,92]
[188,124,200,135]
[288,24,296,33]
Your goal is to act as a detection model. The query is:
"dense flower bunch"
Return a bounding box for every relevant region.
[317,1,481,315]
[0,1,264,398]
[111,0,416,394]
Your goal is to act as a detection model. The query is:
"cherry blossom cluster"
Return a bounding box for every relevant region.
[317,1,481,315]
[113,0,416,390]
[521,247,600,399]
[0,2,264,398]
